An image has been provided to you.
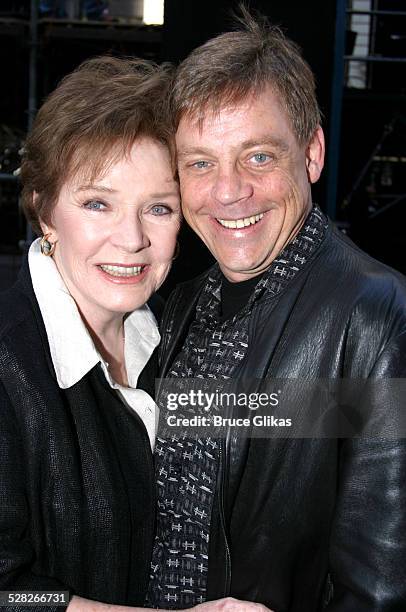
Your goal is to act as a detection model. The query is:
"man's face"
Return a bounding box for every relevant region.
[176,86,324,281]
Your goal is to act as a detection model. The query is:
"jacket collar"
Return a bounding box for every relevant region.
[159,271,207,379]
[159,213,332,381]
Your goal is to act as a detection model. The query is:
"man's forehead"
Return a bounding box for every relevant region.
[177,94,260,130]
[176,86,293,140]
[176,102,295,156]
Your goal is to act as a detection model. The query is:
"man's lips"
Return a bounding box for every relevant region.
[215,212,265,229]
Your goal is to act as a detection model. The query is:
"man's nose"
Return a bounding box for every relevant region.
[111,210,150,253]
[211,165,253,206]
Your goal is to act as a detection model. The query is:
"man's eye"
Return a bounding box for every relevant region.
[192,161,210,169]
[83,200,107,211]
[250,153,272,164]
[151,204,170,215]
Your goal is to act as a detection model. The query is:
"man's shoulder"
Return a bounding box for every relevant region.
[328,225,404,275]
[321,224,406,296]
[315,225,406,336]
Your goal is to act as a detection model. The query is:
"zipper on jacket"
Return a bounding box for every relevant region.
[218,434,232,596]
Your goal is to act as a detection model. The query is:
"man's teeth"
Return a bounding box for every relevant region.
[99,265,144,277]
[217,213,264,229]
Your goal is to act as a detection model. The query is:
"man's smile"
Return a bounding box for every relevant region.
[216,212,264,229]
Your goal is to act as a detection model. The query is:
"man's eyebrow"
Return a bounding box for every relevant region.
[177,147,211,158]
[177,138,289,158]
[241,137,289,151]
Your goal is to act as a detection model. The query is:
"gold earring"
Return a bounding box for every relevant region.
[40,233,56,256]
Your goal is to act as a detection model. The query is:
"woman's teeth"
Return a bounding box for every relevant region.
[217,212,264,229]
[99,265,144,277]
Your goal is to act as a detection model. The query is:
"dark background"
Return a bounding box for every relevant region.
[0,0,405,295]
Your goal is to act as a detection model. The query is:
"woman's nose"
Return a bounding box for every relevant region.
[111,212,150,253]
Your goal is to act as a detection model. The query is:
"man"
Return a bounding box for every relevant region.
[147,11,406,612]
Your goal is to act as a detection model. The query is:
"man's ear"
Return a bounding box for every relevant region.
[305,126,325,184]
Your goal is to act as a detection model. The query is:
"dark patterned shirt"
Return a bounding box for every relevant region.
[147,206,328,609]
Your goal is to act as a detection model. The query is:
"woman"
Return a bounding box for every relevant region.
[0,54,271,612]
[0,56,182,611]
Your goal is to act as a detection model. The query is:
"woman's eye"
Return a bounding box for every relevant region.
[151,204,170,216]
[250,153,272,164]
[83,200,107,211]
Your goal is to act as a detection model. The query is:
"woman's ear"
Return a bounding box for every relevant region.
[305,126,325,184]
[39,223,57,245]
[35,192,57,240]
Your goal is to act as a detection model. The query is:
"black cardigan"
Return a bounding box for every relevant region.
[0,261,157,611]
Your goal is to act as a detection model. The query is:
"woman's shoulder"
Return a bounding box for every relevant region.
[0,283,34,339]
[0,257,42,338]
[0,281,55,401]
[0,270,47,367]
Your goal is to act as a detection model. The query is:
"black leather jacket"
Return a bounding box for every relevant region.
[158,222,406,611]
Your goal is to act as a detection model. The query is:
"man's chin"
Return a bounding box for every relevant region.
[219,261,269,282]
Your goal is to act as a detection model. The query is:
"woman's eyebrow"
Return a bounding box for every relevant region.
[75,186,179,199]
[75,185,117,193]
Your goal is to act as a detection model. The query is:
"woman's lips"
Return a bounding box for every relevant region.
[97,263,149,284]
[98,264,145,277]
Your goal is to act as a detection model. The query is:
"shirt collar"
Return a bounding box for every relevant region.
[29,238,160,389]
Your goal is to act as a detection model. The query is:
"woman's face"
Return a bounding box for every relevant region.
[42,138,181,325]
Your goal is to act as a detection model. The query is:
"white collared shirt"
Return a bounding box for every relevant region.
[29,238,160,450]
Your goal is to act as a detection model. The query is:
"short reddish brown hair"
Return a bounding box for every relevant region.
[21,56,173,235]
[170,7,321,145]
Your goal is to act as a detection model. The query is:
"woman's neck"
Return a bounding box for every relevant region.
[53,261,129,386]
[78,307,128,387]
